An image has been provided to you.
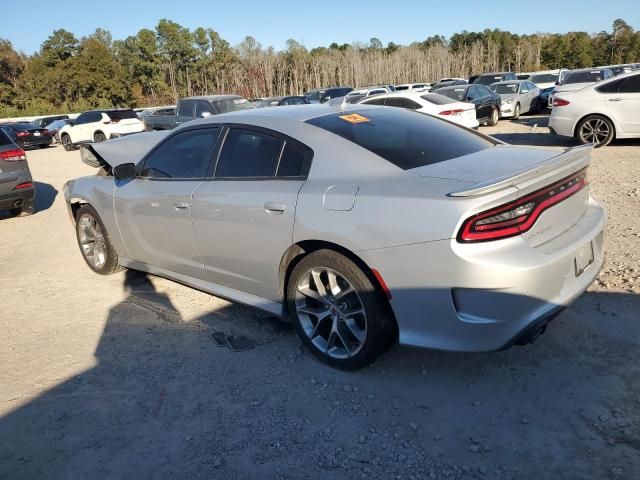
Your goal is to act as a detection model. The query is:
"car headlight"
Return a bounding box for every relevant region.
[503,99,513,105]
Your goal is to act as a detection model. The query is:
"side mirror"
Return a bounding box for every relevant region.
[200,111,212,118]
[113,163,136,181]
[521,89,529,94]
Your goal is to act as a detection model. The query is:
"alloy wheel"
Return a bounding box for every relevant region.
[294,267,367,359]
[580,118,610,145]
[77,213,107,269]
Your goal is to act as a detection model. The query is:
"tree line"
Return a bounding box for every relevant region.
[0,19,638,117]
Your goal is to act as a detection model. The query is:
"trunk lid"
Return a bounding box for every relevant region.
[411,144,593,245]
[81,130,170,168]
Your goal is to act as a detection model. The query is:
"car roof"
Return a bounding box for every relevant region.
[182,95,244,101]
[491,79,526,85]
[531,69,565,74]
[189,103,385,125]
[478,72,513,76]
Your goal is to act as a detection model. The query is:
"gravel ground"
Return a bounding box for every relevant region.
[1,116,639,480]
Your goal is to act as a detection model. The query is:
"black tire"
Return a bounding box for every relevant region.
[61,134,74,151]
[9,199,34,217]
[94,132,107,143]
[75,204,123,275]
[512,103,521,120]
[487,106,499,126]
[286,249,395,370]
[576,114,615,148]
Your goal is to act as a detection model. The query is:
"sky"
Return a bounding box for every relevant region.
[2,0,639,54]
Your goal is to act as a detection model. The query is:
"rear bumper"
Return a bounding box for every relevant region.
[0,187,35,210]
[548,113,575,137]
[360,196,606,352]
[19,137,52,148]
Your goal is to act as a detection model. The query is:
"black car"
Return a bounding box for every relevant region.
[472,72,517,86]
[303,87,353,104]
[31,115,69,129]
[0,123,53,149]
[436,84,501,126]
[253,96,311,107]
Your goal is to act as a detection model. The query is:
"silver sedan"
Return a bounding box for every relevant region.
[64,104,605,369]
[490,80,541,119]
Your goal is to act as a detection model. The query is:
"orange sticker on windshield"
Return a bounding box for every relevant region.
[339,113,370,124]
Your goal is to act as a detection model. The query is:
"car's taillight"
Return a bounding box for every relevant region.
[14,182,33,189]
[458,169,588,242]
[553,98,570,107]
[16,131,29,137]
[439,109,465,116]
[43,129,51,136]
[0,148,27,161]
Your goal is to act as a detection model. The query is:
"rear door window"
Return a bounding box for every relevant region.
[385,98,407,108]
[618,75,640,93]
[276,142,313,178]
[215,128,284,178]
[106,110,137,121]
[306,108,494,170]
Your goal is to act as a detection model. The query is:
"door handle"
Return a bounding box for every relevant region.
[264,202,286,214]
[173,201,190,210]
[608,98,624,102]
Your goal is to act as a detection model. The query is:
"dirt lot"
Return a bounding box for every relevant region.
[1,116,639,480]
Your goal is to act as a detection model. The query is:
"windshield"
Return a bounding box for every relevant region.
[216,97,254,113]
[562,71,605,84]
[439,88,467,101]
[420,93,456,105]
[306,108,494,170]
[530,73,558,84]
[46,120,66,129]
[491,83,519,94]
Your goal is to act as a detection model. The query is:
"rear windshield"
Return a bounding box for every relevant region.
[474,75,503,85]
[439,88,467,101]
[562,71,605,84]
[215,97,254,114]
[106,110,138,121]
[306,108,494,170]
[420,93,456,105]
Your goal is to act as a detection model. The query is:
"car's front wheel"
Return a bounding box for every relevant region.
[93,132,107,143]
[61,134,74,151]
[512,103,521,120]
[577,115,614,147]
[287,249,395,369]
[75,204,123,275]
[487,106,499,126]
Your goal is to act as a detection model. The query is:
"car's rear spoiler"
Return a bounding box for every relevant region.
[448,144,593,197]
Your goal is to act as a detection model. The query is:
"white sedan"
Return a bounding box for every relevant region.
[359,91,479,129]
[549,71,640,147]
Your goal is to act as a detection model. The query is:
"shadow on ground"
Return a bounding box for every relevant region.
[0,181,57,220]
[1,269,639,479]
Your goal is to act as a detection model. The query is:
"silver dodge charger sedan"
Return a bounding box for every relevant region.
[64,104,605,369]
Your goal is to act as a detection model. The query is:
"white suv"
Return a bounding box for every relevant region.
[59,109,144,151]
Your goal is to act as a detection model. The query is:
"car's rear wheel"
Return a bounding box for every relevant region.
[287,249,395,369]
[61,134,74,151]
[94,132,107,143]
[75,205,123,275]
[577,115,614,147]
[487,106,499,126]
[512,103,521,120]
[9,199,34,217]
